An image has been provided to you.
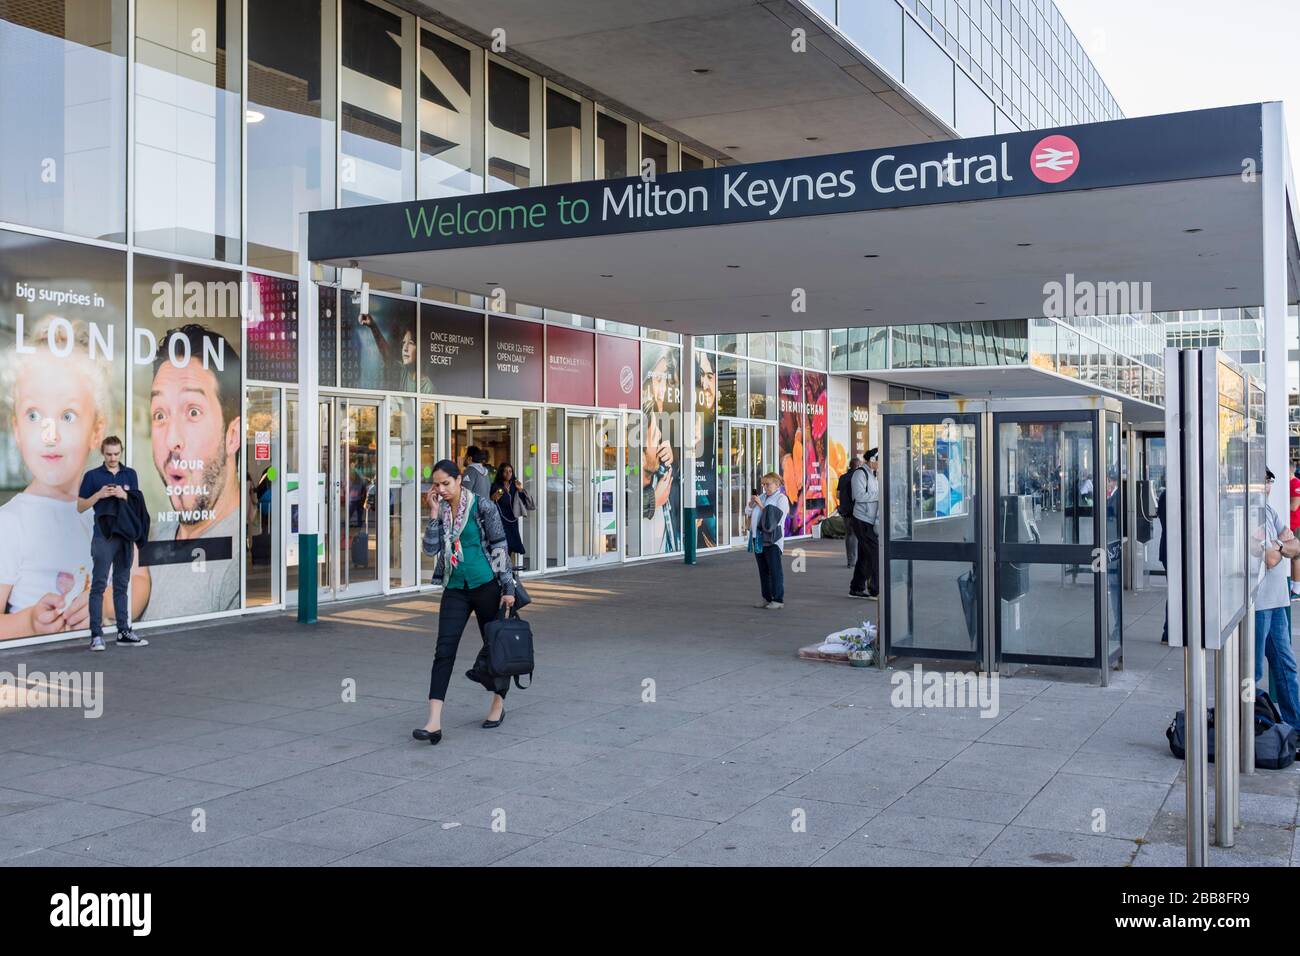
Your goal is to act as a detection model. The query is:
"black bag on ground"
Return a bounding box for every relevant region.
[485,609,534,689]
[1166,696,1297,770]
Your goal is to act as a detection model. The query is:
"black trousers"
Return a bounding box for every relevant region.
[428,580,505,701]
[89,533,132,636]
[849,517,878,595]
[754,545,784,602]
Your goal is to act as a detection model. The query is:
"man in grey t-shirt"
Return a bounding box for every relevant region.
[1255,469,1300,730]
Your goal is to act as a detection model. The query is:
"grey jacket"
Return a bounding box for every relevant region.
[463,463,491,499]
[851,466,879,525]
[422,496,516,597]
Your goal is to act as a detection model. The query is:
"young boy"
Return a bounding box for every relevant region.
[0,316,148,642]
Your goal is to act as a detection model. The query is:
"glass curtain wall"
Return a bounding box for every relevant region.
[340,0,413,207]
[0,0,127,242]
[247,0,336,274]
[134,0,241,262]
[419,26,482,198]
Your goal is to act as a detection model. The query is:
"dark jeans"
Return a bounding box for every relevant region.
[89,533,132,637]
[428,580,506,701]
[1255,606,1300,728]
[850,517,878,595]
[755,545,784,603]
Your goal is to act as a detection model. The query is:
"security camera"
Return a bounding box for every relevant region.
[339,266,363,292]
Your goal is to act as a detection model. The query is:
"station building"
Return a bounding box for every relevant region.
[0,0,1292,650]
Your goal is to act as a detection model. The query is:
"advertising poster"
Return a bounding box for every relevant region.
[802,371,827,534]
[546,325,595,406]
[0,231,129,644]
[422,304,484,398]
[132,255,244,622]
[487,316,544,403]
[319,286,338,388]
[596,334,639,409]
[641,341,681,554]
[341,292,423,392]
[826,375,850,517]
[778,366,803,536]
[246,273,298,383]
[693,350,717,548]
[850,378,872,460]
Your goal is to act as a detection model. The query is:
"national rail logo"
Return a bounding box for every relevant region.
[1030,134,1081,183]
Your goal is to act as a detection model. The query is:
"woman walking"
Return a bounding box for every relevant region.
[489,462,533,570]
[745,472,790,609]
[415,459,516,744]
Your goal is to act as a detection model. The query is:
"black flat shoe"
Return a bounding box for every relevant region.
[481,709,505,730]
[412,728,443,744]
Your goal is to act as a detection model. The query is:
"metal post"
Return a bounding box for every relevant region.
[1241,607,1256,774]
[1214,636,1235,846]
[980,410,995,675]
[682,334,697,565]
[297,212,320,624]
[1168,347,1207,865]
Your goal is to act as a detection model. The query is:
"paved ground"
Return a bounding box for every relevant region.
[0,540,1294,867]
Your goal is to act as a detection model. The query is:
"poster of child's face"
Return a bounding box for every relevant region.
[132,256,243,623]
[341,293,424,393]
[0,231,126,643]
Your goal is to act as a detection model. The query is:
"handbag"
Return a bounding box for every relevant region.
[485,608,534,690]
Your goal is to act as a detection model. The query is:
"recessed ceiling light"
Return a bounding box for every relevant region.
[245,109,265,124]
[1017,242,1033,247]
[760,314,770,318]
[726,264,740,269]
[975,301,987,305]
[665,318,674,322]
[863,254,880,258]
[725,145,740,150]
[599,274,613,278]
[1226,286,1239,291]
[692,68,711,74]
[805,136,820,142]
[484,281,497,286]
[863,308,874,312]
[1184,228,1203,234]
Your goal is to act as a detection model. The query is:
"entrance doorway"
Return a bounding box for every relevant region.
[446,409,517,481]
[285,393,384,603]
[720,420,777,548]
[566,411,622,565]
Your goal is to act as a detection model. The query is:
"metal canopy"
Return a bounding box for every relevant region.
[308,104,1300,336]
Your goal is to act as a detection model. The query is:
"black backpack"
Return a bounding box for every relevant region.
[836,468,861,520]
[485,609,535,690]
[1166,691,1297,770]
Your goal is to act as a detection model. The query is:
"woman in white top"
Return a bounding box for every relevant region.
[744,472,791,609]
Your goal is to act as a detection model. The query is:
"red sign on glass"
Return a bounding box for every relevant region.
[546,325,595,406]
[596,334,640,409]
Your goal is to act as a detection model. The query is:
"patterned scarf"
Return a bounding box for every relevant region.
[440,487,475,573]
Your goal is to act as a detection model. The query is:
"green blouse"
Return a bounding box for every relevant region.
[446,499,495,590]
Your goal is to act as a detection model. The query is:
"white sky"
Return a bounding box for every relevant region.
[1054,0,1300,170]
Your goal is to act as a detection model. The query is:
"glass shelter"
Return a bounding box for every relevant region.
[879,397,1125,683]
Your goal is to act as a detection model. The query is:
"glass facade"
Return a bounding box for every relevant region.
[817,0,1123,135]
[0,0,1147,650]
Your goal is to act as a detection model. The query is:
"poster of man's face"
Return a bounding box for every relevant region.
[133,257,243,621]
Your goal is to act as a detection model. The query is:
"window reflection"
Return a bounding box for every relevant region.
[487,60,532,190]
[0,1,127,241]
[419,28,480,198]
[341,0,411,208]
[248,0,336,274]
[135,0,241,261]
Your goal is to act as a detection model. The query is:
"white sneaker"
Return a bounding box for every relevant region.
[765,601,784,609]
[754,600,771,608]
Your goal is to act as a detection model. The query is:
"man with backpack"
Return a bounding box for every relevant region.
[849,448,880,599]
[836,456,863,567]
